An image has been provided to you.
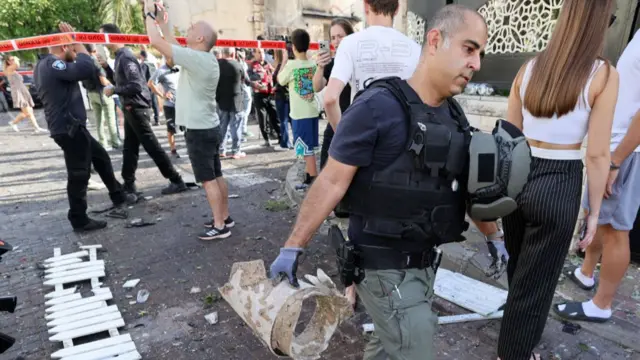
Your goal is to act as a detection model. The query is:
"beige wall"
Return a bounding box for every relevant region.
[164,0,256,40]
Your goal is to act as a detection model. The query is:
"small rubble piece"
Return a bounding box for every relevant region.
[123,279,141,289]
[218,260,353,360]
[125,218,156,228]
[190,287,201,294]
[106,208,128,219]
[561,321,581,335]
[362,323,375,334]
[136,289,150,304]
[228,194,240,199]
[205,312,219,325]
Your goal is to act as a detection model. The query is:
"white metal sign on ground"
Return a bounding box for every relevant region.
[42,245,142,360]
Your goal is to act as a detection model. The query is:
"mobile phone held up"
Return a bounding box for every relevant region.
[319,40,330,54]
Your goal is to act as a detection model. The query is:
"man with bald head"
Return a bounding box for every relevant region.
[270,4,487,359]
[145,0,234,240]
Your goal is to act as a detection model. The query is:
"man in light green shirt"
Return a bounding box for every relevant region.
[278,29,320,189]
[145,0,234,241]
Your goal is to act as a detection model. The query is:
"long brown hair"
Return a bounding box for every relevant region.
[523,0,615,118]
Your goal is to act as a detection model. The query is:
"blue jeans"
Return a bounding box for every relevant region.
[276,98,291,148]
[241,86,252,134]
[218,110,243,155]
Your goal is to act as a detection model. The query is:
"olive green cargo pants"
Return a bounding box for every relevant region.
[356,268,438,360]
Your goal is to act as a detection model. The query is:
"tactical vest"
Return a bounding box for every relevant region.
[342,77,471,246]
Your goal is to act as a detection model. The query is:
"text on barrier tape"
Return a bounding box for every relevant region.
[0,32,334,53]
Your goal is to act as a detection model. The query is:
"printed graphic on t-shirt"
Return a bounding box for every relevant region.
[293,67,315,102]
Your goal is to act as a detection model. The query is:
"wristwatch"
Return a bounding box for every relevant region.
[146,12,156,20]
[610,160,621,170]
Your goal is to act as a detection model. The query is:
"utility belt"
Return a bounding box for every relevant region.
[330,225,443,287]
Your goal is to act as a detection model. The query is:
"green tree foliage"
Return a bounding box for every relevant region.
[0,0,145,61]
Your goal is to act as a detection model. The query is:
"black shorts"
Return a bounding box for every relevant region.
[164,106,177,134]
[185,127,223,182]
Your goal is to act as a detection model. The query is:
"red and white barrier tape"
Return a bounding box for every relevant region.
[0,32,329,54]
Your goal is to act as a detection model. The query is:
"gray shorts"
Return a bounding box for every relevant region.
[583,152,640,230]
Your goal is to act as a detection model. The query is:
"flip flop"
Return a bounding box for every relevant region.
[567,269,595,291]
[552,302,610,323]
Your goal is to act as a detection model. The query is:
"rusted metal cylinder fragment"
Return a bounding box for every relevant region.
[218,260,353,359]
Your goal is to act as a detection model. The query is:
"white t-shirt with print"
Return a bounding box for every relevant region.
[611,29,640,152]
[329,26,422,100]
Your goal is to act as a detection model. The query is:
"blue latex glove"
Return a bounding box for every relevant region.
[270,247,304,287]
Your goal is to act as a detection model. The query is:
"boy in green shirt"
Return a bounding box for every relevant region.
[277,29,319,188]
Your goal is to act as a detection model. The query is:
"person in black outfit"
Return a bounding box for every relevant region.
[99,23,186,196]
[138,50,160,126]
[34,23,134,232]
[312,19,355,169]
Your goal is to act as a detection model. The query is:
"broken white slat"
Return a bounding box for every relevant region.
[45,260,105,274]
[49,311,123,334]
[43,270,105,287]
[79,245,103,250]
[51,334,132,359]
[45,258,84,268]
[99,350,142,360]
[91,287,111,295]
[45,293,82,306]
[47,305,120,328]
[54,248,62,257]
[46,291,112,313]
[45,301,106,320]
[89,247,97,262]
[108,328,120,337]
[45,287,78,299]
[59,342,138,360]
[44,251,89,263]
[50,319,125,342]
[45,266,105,280]
[438,311,504,325]
[434,269,507,316]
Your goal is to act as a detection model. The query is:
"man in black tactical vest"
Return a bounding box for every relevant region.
[270,4,488,359]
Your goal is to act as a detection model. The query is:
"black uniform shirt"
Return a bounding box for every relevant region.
[34,53,95,137]
[105,47,151,109]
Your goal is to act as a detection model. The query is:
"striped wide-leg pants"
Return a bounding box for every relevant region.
[497,157,583,359]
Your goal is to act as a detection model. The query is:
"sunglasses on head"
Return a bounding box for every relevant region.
[610,14,617,27]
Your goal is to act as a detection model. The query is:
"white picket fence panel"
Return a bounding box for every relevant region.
[43,246,142,360]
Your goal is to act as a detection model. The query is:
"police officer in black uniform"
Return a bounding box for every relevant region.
[270,5,488,359]
[34,22,134,232]
[98,23,186,196]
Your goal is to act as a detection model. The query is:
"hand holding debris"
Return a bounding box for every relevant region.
[269,247,304,287]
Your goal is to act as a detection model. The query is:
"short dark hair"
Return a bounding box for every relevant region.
[291,29,310,53]
[365,0,399,17]
[85,44,96,52]
[100,23,121,34]
[139,50,147,59]
[330,18,355,35]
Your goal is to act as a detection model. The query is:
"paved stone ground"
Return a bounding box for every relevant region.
[0,110,638,360]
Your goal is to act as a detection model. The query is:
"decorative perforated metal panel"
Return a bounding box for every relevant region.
[478,0,564,54]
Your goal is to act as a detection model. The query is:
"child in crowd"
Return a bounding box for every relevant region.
[277,29,319,189]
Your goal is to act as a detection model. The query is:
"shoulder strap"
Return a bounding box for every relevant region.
[446,97,471,131]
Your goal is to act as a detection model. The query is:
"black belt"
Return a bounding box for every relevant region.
[356,245,436,270]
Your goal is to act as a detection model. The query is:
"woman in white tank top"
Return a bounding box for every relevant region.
[497,1,619,359]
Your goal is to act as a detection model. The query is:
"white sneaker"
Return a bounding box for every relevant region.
[10,124,19,132]
[34,127,48,133]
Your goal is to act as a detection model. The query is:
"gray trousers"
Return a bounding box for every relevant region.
[356,268,438,360]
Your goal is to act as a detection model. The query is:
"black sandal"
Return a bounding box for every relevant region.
[567,268,595,291]
[552,302,610,323]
